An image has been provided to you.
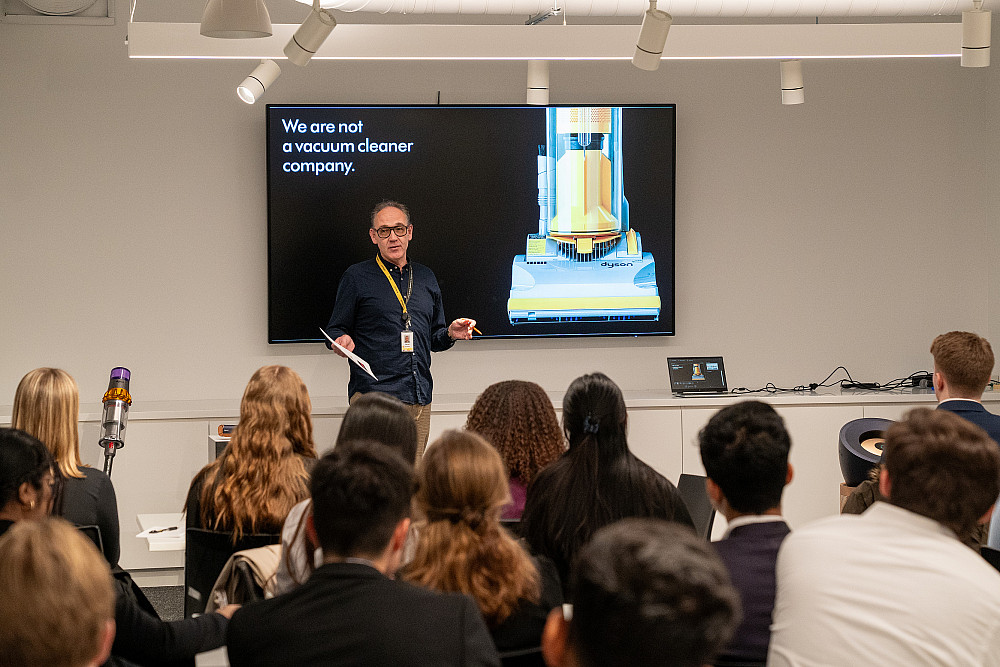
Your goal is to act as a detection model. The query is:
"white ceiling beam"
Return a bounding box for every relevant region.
[126,21,962,60]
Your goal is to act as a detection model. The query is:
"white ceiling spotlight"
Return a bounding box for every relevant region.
[780,59,804,104]
[200,0,271,38]
[284,0,337,66]
[632,0,672,71]
[238,59,281,104]
[961,0,991,67]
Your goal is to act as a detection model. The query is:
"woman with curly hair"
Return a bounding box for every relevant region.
[521,372,694,590]
[12,367,120,566]
[402,430,562,654]
[185,365,317,539]
[465,380,565,520]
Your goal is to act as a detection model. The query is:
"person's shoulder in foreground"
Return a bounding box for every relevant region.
[227,562,498,667]
[768,407,1000,667]
[541,518,740,667]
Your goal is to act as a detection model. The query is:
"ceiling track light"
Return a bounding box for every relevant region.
[632,0,672,71]
[962,0,991,67]
[526,6,562,25]
[200,0,272,39]
[526,60,549,105]
[284,0,337,66]
[780,59,804,104]
[238,59,280,104]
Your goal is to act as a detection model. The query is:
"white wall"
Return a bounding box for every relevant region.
[1,15,998,408]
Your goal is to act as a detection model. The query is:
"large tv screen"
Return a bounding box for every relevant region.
[266,104,676,342]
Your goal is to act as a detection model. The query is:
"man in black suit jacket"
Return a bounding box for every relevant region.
[930,331,1000,548]
[931,331,1000,444]
[226,441,500,667]
[698,400,794,666]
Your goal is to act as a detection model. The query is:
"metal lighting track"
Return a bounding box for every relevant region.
[127,22,962,60]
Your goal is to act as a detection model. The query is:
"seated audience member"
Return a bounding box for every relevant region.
[522,372,694,589]
[698,400,793,665]
[274,391,418,595]
[465,380,565,520]
[226,441,501,667]
[931,331,1000,442]
[12,367,121,565]
[845,331,999,547]
[0,518,116,667]
[769,408,1000,666]
[403,430,563,654]
[541,518,740,667]
[186,365,316,538]
[0,427,234,667]
[0,427,56,533]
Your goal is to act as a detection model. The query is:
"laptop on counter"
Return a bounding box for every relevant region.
[668,356,729,396]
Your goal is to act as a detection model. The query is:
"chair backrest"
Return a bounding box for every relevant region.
[500,518,523,538]
[676,473,716,539]
[499,646,546,667]
[76,524,104,555]
[982,546,1000,573]
[184,528,280,617]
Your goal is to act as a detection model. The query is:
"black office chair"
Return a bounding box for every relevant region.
[676,473,716,539]
[76,524,104,556]
[500,518,523,538]
[184,528,280,617]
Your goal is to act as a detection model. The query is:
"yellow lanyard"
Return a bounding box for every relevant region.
[375,254,412,322]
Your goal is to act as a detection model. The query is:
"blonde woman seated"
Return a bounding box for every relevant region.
[12,368,121,566]
[402,430,563,654]
[186,365,317,538]
[465,380,565,520]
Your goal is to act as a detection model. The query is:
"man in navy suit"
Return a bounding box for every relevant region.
[226,441,500,667]
[931,331,1000,444]
[699,400,793,665]
[931,331,1000,548]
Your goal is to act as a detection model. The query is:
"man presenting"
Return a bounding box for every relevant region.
[325,201,475,456]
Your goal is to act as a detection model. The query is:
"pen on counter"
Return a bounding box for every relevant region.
[149,526,178,534]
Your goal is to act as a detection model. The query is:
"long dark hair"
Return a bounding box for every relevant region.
[337,392,418,464]
[0,428,55,510]
[521,373,689,586]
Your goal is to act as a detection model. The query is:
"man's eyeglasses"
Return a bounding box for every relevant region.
[374,224,411,239]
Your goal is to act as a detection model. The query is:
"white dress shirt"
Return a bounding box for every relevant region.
[769,502,1000,667]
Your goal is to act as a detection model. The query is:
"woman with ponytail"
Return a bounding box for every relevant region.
[402,430,562,653]
[521,372,694,591]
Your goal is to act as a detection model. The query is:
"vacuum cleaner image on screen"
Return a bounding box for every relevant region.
[265,104,675,343]
[508,107,659,324]
[668,357,728,394]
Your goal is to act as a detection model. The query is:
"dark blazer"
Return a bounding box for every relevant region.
[712,520,791,664]
[226,562,501,667]
[937,400,1000,445]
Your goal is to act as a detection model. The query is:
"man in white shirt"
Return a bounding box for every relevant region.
[769,408,1000,667]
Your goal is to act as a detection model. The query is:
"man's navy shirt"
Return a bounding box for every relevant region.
[325,256,454,405]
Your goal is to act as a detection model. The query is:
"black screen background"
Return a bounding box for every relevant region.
[266,105,676,343]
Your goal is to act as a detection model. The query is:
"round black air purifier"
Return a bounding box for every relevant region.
[839,418,894,486]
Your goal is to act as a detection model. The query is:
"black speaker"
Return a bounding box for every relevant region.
[838,418,894,486]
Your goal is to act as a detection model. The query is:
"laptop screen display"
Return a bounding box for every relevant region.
[668,357,728,394]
